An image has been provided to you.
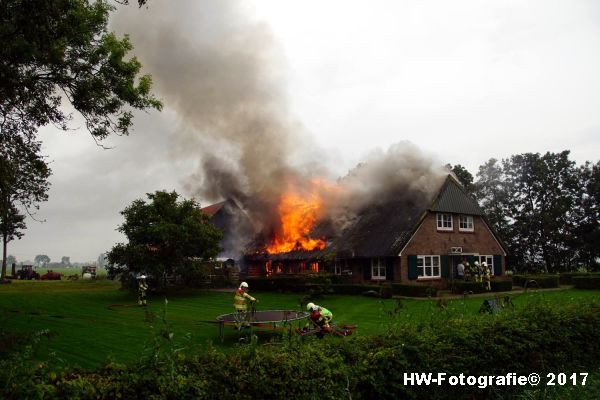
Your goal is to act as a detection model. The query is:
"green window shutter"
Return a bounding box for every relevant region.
[386,258,395,281]
[363,259,371,280]
[441,255,450,278]
[493,255,502,275]
[408,255,418,280]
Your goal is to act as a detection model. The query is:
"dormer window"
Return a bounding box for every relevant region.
[459,215,474,232]
[436,213,453,231]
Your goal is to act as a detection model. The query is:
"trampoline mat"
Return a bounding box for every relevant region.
[216,310,309,324]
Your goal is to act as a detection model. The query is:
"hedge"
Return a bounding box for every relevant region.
[451,281,487,294]
[512,274,560,288]
[392,283,437,297]
[246,274,336,293]
[560,272,600,285]
[573,276,600,290]
[2,302,598,399]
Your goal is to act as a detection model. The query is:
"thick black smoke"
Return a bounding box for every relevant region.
[111,1,446,256]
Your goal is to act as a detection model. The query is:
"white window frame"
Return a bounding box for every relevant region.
[371,258,386,280]
[459,215,474,232]
[436,213,453,231]
[478,255,494,276]
[334,260,342,275]
[417,255,441,279]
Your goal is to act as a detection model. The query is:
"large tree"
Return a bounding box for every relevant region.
[0,136,50,277]
[107,191,223,289]
[500,151,582,272]
[474,158,510,242]
[0,0,162,143]
[34,254,50,268]
[575,161,600,270]
[1,0,160,273]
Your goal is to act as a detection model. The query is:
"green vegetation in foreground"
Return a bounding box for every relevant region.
[0,279,598,370]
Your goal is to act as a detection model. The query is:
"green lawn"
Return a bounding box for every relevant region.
[0,279,598,370]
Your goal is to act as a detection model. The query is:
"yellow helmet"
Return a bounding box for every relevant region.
[306,302,317,311]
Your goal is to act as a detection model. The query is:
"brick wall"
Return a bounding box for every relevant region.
[399,212,505,285]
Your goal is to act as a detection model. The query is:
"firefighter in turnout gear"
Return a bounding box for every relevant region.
[474,261,482,283]
[137,275,148,306]
[464,261,471,281]
[306,303,333,336]
[233,282,258,329]
[482,262,491,291]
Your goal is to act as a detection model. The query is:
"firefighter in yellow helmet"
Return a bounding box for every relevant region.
[233,282,258,329]
[137,275,148,306]
[306,302,333,336]
[474,261,481,283]
[482,262,491,291]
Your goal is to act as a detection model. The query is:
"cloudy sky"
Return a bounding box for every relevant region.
[10,0,600,263]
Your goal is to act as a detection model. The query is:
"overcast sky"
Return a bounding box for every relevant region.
[10,0,600,263]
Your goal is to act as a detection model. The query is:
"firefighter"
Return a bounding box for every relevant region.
[306,302,333,334]
[137,275,148,306]
[464,261,471,281]
[474,261,481,283]
[233,282,258,329]
[482,262,491,291]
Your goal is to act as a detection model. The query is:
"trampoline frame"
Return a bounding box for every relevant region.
[214,309,310,342]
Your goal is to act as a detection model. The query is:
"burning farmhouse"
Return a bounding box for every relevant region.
[202,173,508,289]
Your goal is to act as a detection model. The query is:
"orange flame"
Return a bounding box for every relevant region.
[266,180,330,254]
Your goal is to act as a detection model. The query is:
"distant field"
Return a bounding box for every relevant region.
[26,267,108,277]
[0,280,598,370]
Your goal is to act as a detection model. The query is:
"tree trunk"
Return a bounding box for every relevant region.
[1,233,7,278]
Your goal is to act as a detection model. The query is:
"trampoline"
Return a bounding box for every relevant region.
[214,310,309,342]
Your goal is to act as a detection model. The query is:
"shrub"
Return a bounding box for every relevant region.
[573,276,600,290]
[450,281,486,294]
[560,272,600,285]
[3,302,599,399]
[392,283,438,297]
[512,274,560,288]
[246,274,336,293]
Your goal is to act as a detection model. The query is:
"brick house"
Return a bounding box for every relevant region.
[242,174,508,288]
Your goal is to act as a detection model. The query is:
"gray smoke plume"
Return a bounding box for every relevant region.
[325,142,447,232]
[111,2,447,256]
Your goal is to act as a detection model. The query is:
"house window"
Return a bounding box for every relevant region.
[417,255,441,278]
[478,255,494,276]
[371,258,386,280]
[334,261,342,275]
[459,215,474,232]
[436,213,453,231]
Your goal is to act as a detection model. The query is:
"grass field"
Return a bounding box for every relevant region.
[0,279,598,370]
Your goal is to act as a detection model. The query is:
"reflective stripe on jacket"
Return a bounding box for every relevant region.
[233,288,255,311]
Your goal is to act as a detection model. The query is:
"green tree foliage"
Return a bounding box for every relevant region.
[503,151,582,271]
[445,163,474,194]
[0,136,50,277]
[107,191,223,290]
[474,158,510,240]
[34,254,50,268]
[575,161,600,270]
[0,0,162,142]
[475,151,590,272]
